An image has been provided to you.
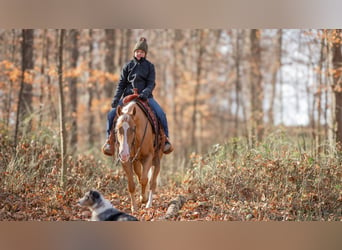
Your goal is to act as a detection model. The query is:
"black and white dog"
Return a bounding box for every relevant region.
[78,190,138,221]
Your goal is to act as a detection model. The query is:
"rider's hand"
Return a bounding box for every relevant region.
[138,93,148,101]
[111,99,119,108]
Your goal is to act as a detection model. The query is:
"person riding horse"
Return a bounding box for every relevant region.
[103,37,173,156]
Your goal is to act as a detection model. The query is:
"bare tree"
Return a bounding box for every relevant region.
[191,30,206,151]
[233,29,243,137]
[58,29,67,187]
[68,29,79,152]
[104,29,116,98]
[125,29,132,61]
[87,29,96,147]
[268,29,282,126]
[331,29,342,148]
[38,29,48,127]
[249,29,264,144]
[14,29,34,146]
[5,30,18,129]
[314,30,326,154]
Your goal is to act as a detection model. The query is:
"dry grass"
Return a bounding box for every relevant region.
[183,132,341,221]
[0,127,341,221]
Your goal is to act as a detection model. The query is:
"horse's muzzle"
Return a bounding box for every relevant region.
[119,152,130,162]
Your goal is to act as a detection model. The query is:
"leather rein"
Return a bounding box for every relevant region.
[117,109,149,164]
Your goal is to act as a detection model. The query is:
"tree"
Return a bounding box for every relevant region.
[191,29,206,151]
[14,29,34,146]
[331,29,342,148]
[249,29,264,144]
[233,29,243,137]
[87,29,96,147]
[38,29,48,128]
[268,29,282,126]
[58,29,67,187]
[68,29,79,152]
[104,29,116,98]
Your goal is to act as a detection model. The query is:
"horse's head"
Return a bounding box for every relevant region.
[115,104,137,163]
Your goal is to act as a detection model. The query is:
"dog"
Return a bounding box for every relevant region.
[78,190,138,221]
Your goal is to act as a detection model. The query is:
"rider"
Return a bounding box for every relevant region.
[102,37,173,156]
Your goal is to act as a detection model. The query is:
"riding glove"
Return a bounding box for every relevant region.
[138,93,148,101]
[111,99,119,108]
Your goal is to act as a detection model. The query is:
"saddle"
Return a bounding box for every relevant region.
[120,89,165,151]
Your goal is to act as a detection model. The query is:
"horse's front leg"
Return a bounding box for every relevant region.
[146,157,161,208]
[139,155,153,205]
[122,162,137,213]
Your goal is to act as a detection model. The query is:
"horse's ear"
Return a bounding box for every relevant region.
[117,105,122,116]
[130,107,136,116]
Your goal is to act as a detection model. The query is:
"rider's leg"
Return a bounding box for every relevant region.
[102,108,117,156]
[148,98,173,153]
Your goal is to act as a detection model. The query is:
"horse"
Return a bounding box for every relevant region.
[115,100,165,212]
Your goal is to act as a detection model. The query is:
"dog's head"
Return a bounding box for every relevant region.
[78,190,102,207]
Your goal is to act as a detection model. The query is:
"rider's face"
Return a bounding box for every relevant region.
[134,50,146,60]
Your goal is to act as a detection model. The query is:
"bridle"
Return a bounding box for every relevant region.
[116,112,149,163]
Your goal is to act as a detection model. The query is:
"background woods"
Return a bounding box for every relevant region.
[0,29,341,221]
[1,29,342,158]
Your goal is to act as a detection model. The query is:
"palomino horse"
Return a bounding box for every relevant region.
[115,100,164,212]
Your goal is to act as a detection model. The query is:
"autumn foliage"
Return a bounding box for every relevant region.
[1,126,340,221]
[0,29,341,221]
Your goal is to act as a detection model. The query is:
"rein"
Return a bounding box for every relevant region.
[129,117,148,163]
[117,110,149,164]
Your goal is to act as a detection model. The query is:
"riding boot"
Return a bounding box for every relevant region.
[163,137,173,154]
[102,131,115,156]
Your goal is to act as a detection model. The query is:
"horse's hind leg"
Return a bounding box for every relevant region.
[146,158,160,208]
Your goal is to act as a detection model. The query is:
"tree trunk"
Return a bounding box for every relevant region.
[191,30,205,151]
[268,29,282,127]
[58,29,67,187]
[119,29,126,68]
[315,31,326,154]
[88,29,96,147]
[38,29,47,128]
[234,29,242,137]
[68,29,79,152]
[14,29,34,146]
[104,29,116,98]
[249,29,263,144]
[47,30,58,123]
[5,30,17,129]
[331,29,342,148]
[125,29,132,62]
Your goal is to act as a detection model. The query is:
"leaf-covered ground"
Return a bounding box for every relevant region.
[1,133,341,221]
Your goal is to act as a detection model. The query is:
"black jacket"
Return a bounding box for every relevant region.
[112,57,155,104]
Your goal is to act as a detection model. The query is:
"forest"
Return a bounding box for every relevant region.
[0,29,341,221]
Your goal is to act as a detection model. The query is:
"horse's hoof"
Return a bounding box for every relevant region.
[140,195,148,204]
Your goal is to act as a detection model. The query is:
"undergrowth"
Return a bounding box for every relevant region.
[0,126,341,221]
[0,127,128,220]
[184,132,341,221]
